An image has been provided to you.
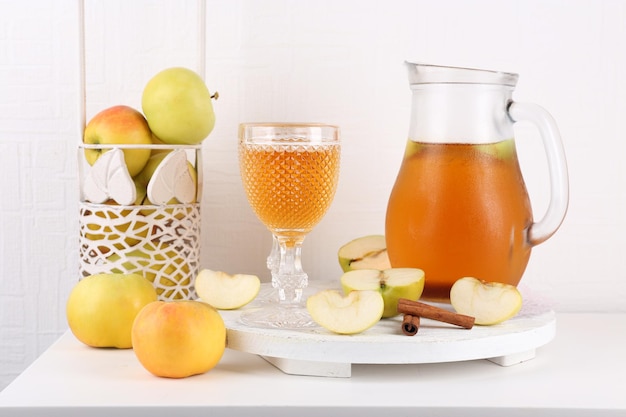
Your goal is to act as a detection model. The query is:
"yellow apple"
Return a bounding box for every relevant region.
[450,277,523,325]
[195,269,261,310]
[131,300,226,378]
[81,202,148,253]
[337,235,391,272]
[142,67,216,145]
[66,273,157,349]
[108,243,192,300]
[306,289,384,334]
[340,268,425,318]
[83,105,153,177]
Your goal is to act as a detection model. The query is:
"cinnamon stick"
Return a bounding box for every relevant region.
[401,314,420,336]
[397,298,475,329]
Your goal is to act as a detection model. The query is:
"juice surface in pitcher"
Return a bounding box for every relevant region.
[385,139,533,302]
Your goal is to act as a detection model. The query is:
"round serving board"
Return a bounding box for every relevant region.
[221,283,556,377]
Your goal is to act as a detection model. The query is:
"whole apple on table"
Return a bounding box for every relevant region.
[66,272,227,379]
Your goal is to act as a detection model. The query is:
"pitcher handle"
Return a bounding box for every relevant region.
[508,102,569,246]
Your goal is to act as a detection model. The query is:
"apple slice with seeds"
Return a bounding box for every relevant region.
[306,289,384,335]
[340,268,425,318]
[337,235,391,272]
[450,277,523,325]
[195,269,261,310]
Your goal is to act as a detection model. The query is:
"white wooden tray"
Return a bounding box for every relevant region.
[221,283,556,377]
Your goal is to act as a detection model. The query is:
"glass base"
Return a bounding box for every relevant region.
[239,304,317,329]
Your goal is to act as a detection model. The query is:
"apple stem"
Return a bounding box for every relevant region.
[211,92,219,100]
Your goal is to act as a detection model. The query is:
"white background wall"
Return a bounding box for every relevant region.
[1,0,624,390]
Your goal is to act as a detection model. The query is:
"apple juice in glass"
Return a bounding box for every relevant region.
[238,123,340,329]
[385,62,569,302]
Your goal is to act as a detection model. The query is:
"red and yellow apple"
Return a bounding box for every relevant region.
[83,105,153,177]
[131,300,226,378]
[66,273,157,349]
[142,67,216,145]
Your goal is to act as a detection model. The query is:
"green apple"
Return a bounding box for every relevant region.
[66,273,157,348]
[133,181,148,205]
[340,268,425,318]
[338,235,391,272]
[306,289,384,335]
[450,277,523,325]
[134,152,169,204]
[142,67,216,145]
[83,105,153,177]
[194,269,261,310]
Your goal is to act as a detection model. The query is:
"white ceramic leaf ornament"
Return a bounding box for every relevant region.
[147,149,196,205]
[82,154,110,204]
[82,148,136,205]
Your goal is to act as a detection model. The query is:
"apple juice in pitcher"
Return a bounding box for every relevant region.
[386,139,533,301]
[385,63,569,302]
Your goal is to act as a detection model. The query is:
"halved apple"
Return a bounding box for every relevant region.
[337,235,391,272]
[340,268,425,318]
[449,277,523,325]
[194,269,261,310]
[306,289,384,335]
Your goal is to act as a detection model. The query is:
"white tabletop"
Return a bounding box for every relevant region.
[1,312,625,417]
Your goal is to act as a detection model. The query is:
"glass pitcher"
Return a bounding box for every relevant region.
[385,62,569,302]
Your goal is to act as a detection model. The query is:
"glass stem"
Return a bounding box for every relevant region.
[273,236,308,305]
[266,234,280,273]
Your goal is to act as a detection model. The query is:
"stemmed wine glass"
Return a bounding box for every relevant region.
[238,123,340,329]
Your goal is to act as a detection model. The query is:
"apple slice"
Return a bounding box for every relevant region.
[337,235,391,272]
[449,277,523,325]
[306,290,384,335]
[194,269,261,310]
[340,268,425,318]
